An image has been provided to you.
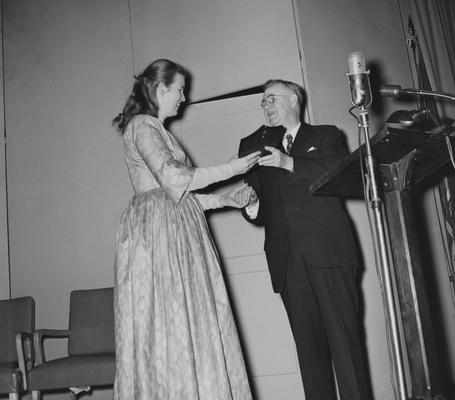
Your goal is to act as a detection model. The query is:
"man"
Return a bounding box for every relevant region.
[240,79,371,400]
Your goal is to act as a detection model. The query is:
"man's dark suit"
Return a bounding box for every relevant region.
[240,123,370,400]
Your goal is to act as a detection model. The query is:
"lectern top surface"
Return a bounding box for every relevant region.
[310,124,455,198]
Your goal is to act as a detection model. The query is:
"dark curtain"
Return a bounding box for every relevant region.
[399,0,455,394]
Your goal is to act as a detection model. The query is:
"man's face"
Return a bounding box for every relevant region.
[261,84,294,126]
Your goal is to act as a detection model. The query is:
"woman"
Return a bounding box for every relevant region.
[112,59,259,400]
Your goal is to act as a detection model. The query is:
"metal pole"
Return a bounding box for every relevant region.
[359,107,408,400]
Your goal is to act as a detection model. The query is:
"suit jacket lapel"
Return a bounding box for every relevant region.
[262,125,285,151]
[288,123,309,155]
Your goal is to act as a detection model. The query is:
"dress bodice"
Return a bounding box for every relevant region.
[123,115,194,199]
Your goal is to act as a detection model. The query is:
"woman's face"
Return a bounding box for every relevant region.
[157,73,186,121]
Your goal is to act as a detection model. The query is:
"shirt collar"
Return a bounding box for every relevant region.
[287,122,301,139]
[282,122,301,146]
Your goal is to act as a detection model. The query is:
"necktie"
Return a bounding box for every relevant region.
[285,133,293,154]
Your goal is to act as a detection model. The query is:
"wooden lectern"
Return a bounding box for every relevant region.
[310,119,455,400]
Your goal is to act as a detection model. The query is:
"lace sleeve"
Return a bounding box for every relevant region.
[194,194,222,210]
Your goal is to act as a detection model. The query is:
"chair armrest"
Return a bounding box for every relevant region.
[33,329,71,365]
[16,331,34,390]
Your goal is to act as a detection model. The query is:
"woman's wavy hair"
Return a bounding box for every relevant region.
[113,59,187,133]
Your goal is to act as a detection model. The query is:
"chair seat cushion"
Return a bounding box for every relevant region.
[29,354,115,390]
[0,363,21,394]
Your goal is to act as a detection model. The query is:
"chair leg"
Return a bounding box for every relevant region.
[31,390,41,400]
[8,393,19,400]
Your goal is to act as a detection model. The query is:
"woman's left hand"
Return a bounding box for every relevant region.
[221,183,254,208]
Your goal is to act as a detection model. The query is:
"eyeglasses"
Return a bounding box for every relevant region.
[260,94,291,108]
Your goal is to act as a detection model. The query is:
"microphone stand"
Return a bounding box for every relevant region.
[358,106,408,400]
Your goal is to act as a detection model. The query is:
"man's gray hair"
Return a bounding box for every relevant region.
[264,79,305,110]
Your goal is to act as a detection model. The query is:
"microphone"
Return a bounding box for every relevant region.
[380,84,455,102]
[347,51,372,108]
[379,84,404,97]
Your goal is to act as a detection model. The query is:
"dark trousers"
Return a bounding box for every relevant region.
[280,247,371,400]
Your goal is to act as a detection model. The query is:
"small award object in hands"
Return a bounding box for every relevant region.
[238,125,285,157]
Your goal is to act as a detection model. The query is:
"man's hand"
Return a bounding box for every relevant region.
[258,146,294,171]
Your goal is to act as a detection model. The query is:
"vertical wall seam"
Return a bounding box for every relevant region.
[1,0,11,298]
[290,0,314,124]
[128,0,136,74]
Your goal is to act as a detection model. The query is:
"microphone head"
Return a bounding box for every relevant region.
[347,51,371,108]
[380,84,402,97]
[348,51,366,75]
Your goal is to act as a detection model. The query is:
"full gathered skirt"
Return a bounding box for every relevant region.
[113,189,252,400]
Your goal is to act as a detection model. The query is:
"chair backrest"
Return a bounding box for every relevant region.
[68,287,114,356]
[0,296,35,363]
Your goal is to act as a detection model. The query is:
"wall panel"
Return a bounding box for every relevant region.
[3,2,132,398]
[159,0,306,393]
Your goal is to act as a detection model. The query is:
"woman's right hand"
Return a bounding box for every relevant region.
[228,151,261,175]
[221,183,254,208]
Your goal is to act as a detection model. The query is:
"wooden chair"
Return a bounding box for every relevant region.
[19,287,115,400]
[0,296,35,400]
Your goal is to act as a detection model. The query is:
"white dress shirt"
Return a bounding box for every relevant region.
[281,122,301,152]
